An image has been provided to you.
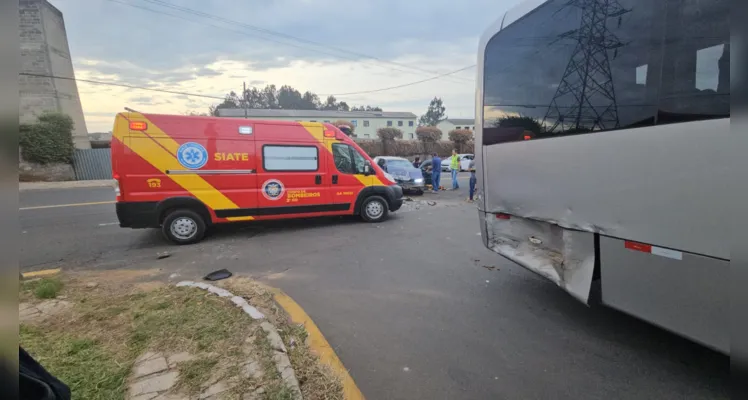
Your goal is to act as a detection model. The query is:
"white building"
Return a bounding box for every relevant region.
[217,109,418,140]
[436,119,476,139]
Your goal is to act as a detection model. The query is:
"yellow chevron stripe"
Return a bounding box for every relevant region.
[299,122,386,187]
[115,113,252,220]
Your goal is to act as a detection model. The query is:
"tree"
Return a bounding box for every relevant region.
[415,126,442,155]
[377,127,403,156]
[493,115,544,134]
[418,97,447,126]
[351,105,383,111]
[211,84,379,114]
[448,129,473,153]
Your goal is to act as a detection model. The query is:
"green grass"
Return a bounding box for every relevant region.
[20,282,256,400]
[22,277,64,299]
[175,357,219,395]
[20,325,130,400]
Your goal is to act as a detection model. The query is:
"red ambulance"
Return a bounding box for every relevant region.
[111,112,403,244]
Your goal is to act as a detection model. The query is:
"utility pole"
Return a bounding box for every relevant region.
[243,81,248,119]
[542,0,630,133]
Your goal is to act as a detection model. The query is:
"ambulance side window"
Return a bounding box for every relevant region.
[332,143,354,174]
[351,149,366,174]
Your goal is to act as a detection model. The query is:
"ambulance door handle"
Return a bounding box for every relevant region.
[315,175,322,185]
[332,175,338,184]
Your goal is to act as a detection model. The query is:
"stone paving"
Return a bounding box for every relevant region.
[127,344,266,400]
[19,299,72,322]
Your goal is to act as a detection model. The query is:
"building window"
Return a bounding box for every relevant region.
[332,143,366,174]
[363,120,370,127]
[324,120,330,123]
[262,145,319,171]
[398,121,403,126]
[409,121,414,127]
[351,120,357,127]
[309,120,317,122]
[456,126,461,130]
[364,134,370,138]
[408,133,414,139]
[387,121,393,127]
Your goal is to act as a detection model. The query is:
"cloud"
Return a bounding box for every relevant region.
[52,0,523,132]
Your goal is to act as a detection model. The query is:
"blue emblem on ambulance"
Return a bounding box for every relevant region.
[177,142,208,169]
[262,179,284,201]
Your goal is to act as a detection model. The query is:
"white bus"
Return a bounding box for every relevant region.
[476,0,729,353]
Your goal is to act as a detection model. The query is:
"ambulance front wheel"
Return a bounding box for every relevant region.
[162,209,207,245]
[361,196,389,223]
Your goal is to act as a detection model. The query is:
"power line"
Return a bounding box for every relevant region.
[19,72,225,100]
[320,65,476,96]
[19,67,476,100]
[106,0,470,84]
[138,0,474,83]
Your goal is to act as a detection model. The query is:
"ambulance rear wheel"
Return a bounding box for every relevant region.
[361,196,388,223]
[162,209,206,245]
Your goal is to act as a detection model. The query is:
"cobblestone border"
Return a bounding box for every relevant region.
[175,281,302,399]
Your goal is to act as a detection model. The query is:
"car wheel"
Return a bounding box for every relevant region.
[360,196,389,223]
[162,209,206,245]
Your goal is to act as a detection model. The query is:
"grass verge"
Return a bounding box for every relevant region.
[19,273,258,399]
[221,278,345,400]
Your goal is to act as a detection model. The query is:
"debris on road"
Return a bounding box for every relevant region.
[482,265,499,271]
[427,201,437,206]
[157,251,171,260]
[204,268,232,281]
[85,282,99,289]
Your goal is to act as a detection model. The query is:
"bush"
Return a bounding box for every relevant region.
[376,127,403,141]
[354,139,471,159]
[332,120,355,135]
[20,113,75,165]
[415,126,442,142]
[448,129,473,153]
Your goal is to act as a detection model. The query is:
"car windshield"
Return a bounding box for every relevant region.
[386,159,413,169]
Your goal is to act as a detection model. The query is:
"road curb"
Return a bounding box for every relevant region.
[176,281,302,399]
[19,180,115,191]
[272,288,366,400]
[21,268,61,279]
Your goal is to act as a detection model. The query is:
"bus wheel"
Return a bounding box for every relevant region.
[361,196,388,223]
[162,209,206,245]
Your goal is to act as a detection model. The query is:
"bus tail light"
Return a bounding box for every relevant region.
[113,172,122,202]
[496,213,511,220]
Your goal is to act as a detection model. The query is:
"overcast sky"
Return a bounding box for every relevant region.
[53,0,521,132]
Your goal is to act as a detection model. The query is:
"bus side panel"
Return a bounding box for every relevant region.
[483,211,596,303]
[599,235,728,354]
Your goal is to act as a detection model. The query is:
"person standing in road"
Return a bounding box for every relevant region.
[468,158,477,202]
[431,152,442,193]
[449,149,460,190]
[412,156,421,168]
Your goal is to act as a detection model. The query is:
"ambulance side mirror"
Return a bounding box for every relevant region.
[363,160,373,176]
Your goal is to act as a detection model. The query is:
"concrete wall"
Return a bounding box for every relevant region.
[19,0,90,149]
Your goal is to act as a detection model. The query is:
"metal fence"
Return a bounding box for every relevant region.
[72,149,112,180]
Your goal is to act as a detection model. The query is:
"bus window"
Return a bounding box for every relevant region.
[482,0,665,144]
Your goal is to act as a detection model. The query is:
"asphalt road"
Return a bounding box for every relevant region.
[20,177,728,400]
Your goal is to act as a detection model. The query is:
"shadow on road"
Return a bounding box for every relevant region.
[499,271,728,392]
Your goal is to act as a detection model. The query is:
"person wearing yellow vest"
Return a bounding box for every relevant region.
[449,149,460,190]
